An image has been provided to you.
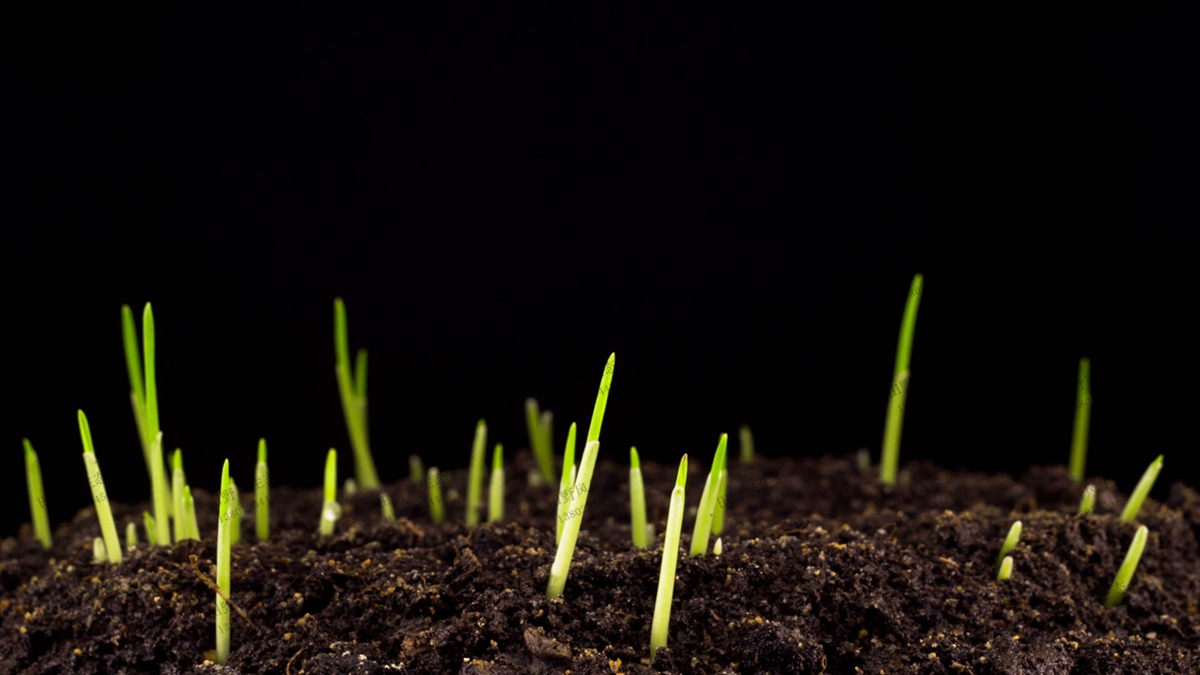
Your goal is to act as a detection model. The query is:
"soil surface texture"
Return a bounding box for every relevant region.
[2,451,1198,674]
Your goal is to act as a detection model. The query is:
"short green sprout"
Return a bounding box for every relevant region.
[546,441,599,599]
[881,273,923,485]
[556,423,578,544]
[466,420,487,526]
[409,454,425,484]
[630,447,648,548]
[488,444,505,523]
[126,522,138,549]
[739,424,754,465]
[525,398,555,484]
[334,298,380,489]
[93,537,107,563]
[997,521,1021,567]
[216,459,232,665]
[143,512,157,546]
[997,555,1013,582]
[1069,357,1092,482]
[122,303,172,546]
[184,486,200,540]
[1078,485,1096,515]
[319,449,340,535]
[427,467,445,525]
[1106,525,1148,607]
[79,410,122,564]
[23,439,51,549]
[255,439,269,541]
[381,492,396,522]
[172,449,187,543]
[690,434,728,556]
[711,448,728,537]
[651,454,688,662]
[1120,455,1164,522]
[713,537,723,556]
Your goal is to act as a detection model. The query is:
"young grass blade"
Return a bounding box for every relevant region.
[466,420,487,526]
[143,512,157,546]
[556,422,578,544]
[1069,357,1092,482]
[630,446,648,548]
[586,353,616,444]
[1121,455,1164,522]
[140,304,172,545]
[79,410,122,564]
[229,479,243,545]
[409,454,425,484]
[255,439,269,541]
[121,305,151,456]
[23,439,51,549]
[713,537,723,556]
[319,449,340,535]
[184,486,200,540]
[997,521,1022,567]
[881,273,923,485]
[546,440,600,599]
[126,522,138,549]
[689,434,728,556]
[149,433,171,545]
[1106,525,1148,607]
[381,492,396,522]
[93,537,107,563]
[428,467,445,525]
[172,449,186,543]
[525,399,553,483]
[333,298,380,490]
[489,444,505,523]
[143,303,160,448]
[711,446,728,537]
[997,555,1013,582]
[354,348,368,401]
[739,424,754,465]
[216,459,232,665]
[1078,485,1096,515]
[650,454,688,661]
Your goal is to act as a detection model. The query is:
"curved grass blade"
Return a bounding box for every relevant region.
[79,410,122,564]
[650,454,688,661]
[689,434,727,556]
[24,439,51,549]
[466,420,487,526]
[881,273,922,485]
[1106,525,1148,607]
[630,447,648,548]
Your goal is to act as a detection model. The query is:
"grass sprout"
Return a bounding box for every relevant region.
[1121,455,1164,522]
[556,422,578,544]
[23,439,51,549]
[93,537,106,563]
[1078,485,1096,515]
[467,419,487,526]
[630,446,648,548]
[172,449,187,543]
[381,492,396,522]
[524,399,556,484]
[1069,357,1092,482]
[409,454,425,484]
[712,448,728,537]
[689,434,728,556]
[256,439,269,541]
[216,459,232,665]
[586,353,616,444]
[1106,525,1148,607]
[79,410,122,564]
[881,273,923,485]
[334,298,380,489]
[126,522,138,549]
[489,444,505,523]
[997,555,1013,582]
[184,486,200,540]
[546,441,600,599]
[319,449,340,535]
[739,424,754,465]
[122,303,172,545]
[428,467,445,524]
[997,521,1021,567]
[143,512,157,546]
[650,454,688,661]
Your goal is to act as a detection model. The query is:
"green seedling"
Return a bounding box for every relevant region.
[1078,485,1096,515]
[126,522,138,549]
[143,512,157,546]
[229,479,242,545]
[23,439,51,549]
[713,537,723,556]
[216,459,232,665]
[690,434,728,556]
[650,454,688,661]
[712,448,728,537]
[334,298,380,489]
[630,447,648,548]
[256,439,269,541]
[546,441,600,599]
[739,424,754,465]
[79,410,122,564]
[524,399,554,484]
[428,467,445,525]
[1121,455,1164,522]
[93,537,106,563]
[409,455,425,484]
[556,423,578,544]
[172,449,187,543]
[997,555,1013,582]
[1069,357,1092,482]
[881,273,923,485]
[319,449,340,535]
[1106,525,1148,607]
[466,420,487,526]
[184,486,200,540]
[997,521,1021,567]
[586,353,616,444]
[381,492,396,522]
[489,444,505,523]
[122,303,172,546]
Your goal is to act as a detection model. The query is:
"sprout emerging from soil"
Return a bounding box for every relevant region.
[714,537,723,556]
[630,446,648,548]
[143,512,156,545]
[651,454,688,661]
[23,439,51,549]
[256,439,269,541]
[333,298,380,490]
[997,555,1013,582]
[546,440,600,599]
[184,486,200,540]
[1078,485,1096,515]
[126,522,138,549]
[712,450,728,537]
[93,537,106,563]
[557,422,578,544]
[881,273,923,485]
[381,492,396,522]
[172,449,187,543]
[690,434,728,556]
[1106,525,1149,607]
[489,444,505,523]
[1120,455,1164,522]
[216,459,232,665]
[467,420,488,526]
[79,410,122,564]
[409,454,424,484]
[428,467,445,525]
[997,521,1022,567]
[319,449,340,535]
[1069,357,1092,482]
[122,303,173,546]
[585,353,616,444]
[739,424,754,465]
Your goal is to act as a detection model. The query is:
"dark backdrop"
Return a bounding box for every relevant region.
[5,5,1194,538]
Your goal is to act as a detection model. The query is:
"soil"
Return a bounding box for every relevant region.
[2,451,1198,674]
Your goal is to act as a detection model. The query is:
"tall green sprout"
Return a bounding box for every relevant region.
[525,398,555,484]
[881,273,923,485]
[78,410,121,564]
[1121,455,1164,522]
[23,439,51,549]
[334,298,380,490]
[739,424,754,465]
[319,449,340,535]
[466,420,487,526]
[630,447,648,548]
[546,441,600,599]
[489,444,505,523]
[171,449,186,543]
[216,459,232,665]
[122,303,171,545]
[556,423,578,544]
[1106,525,1148,607]
[690,434,728,556]
[650,454,688,661]
[427,467,445,525]
[711,445,728,537]
[1068,357,1092,481]
[255,439,269,541]
[184,486,200,540]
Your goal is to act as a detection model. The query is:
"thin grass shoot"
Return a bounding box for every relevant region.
[172,449,186,543]
[319,449,340,535]
[547,440,600,598]
[881,273,923,485]
[997,521,1021,567]
[142,304,172,546]
[739,424,754,465]
[467,420,487,526]
[1106,525,1148,607]
[690,434,728,556]
[216,459,232,665]
[428,467,445,524]
[630,446,648,548]
[126,522,138,549]
[256,439,269,541]
[143,512,157,545]
[1120,455,1164,522]
[997,555,1013,582]
[333,298,380,489]
[556,422,578,544]
[489,444,505,523]
[381,492,396,522]
[1069,357,1092,482]
[712,447,728,537]
[409,454,425,484]
[650,454,688,661]
[79,410,122,564]
[1078,485,1096,515]
[93,537,106,563]
[585,353,616,444]
[184,486,200,540]
[229,479,242,545]
[23,439,51,549]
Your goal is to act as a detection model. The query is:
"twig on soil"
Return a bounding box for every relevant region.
[188,555,257,630]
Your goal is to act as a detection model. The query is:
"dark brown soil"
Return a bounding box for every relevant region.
[3,451,1198,674]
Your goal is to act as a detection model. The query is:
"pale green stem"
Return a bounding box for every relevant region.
[556,423,577,544]
[216,460,231,665]
[997,555,1013,582]
[997,521,1022,567]
[24,439,52,549]
[489,444,505,523]
[586,354,616,444]
[738,424,754,465]
[381,492,396,522]
[319,449,340,535]
[1120,455,1164,522]
[881,273,922,485]
[1106,525,1148,607]
[172,449,186,544]
[690,434,728,556]
[126,522,138,549]
[256,439,269,541]
[547,441,600,599]
[630,447,648,548]
[466,420,487,526]
[1078,485,1096,515]
[79,410,122,564]
[650,455,688,661]
[428,468,444,525]
[409,455,425,484]
[143,512,157,546]
[184,486,200,541]
[1069,357,1091,482]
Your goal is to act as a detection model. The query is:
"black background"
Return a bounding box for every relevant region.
[5,5,1194,538]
